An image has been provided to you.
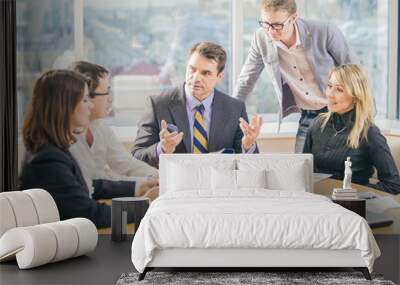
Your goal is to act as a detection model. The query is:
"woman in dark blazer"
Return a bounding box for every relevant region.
[303,64,400,195]
[19,70,157,228]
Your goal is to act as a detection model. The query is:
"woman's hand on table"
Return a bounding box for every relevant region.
[143,186,159,202]
[135,177,159,196]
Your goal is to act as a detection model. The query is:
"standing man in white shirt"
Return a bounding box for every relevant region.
[234,0,356,152]
[69,61,159,201]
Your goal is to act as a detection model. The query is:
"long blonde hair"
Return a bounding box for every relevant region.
[320,64,375,149]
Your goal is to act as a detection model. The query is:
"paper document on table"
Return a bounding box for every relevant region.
[361,192,400,214]
[313,173,332,183]
[210,148,235,154]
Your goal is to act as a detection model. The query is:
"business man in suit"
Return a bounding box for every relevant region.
[132,42,262,168]
[234,0,356,153]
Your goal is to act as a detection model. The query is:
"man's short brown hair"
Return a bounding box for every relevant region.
[261,0,297,14]
[189,42,226,74]
[69,61,109,96]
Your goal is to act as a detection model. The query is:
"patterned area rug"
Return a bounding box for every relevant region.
[117,271,395,285]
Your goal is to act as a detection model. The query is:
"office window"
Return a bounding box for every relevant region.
[398,0,400,119]
[242,0,279,116]
[16,0,74,127]
[84,0,232,126]
[15,0,395,129]
[243,0,390,119]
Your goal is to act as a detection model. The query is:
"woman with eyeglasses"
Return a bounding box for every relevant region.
[234,0,355,153]
[68,61,159,201]
[303,64,400,195]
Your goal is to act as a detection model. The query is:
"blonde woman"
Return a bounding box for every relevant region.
[303,64,400,195]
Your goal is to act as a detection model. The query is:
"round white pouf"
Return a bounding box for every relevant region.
[23,189,60,223]
[0,195,17,237]
[1,191,39,227]
[0,226,57,269]
[42,221,79,262]
[65,218,98,257]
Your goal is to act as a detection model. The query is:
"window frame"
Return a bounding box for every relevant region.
[397,0,400,119]
[388,0,399,119]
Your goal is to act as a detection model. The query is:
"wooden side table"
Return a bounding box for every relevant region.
[332,198,366,218]
[315,179,400,284]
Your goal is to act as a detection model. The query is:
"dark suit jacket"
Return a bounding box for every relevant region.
[132,83,258,168]
[19,144,135,228]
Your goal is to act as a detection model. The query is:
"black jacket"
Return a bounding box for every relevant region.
[20,144,135,228]
[303,111,400,195]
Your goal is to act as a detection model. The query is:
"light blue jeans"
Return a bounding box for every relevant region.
[295,108,328,153]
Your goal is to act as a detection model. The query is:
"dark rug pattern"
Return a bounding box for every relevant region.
[117,271,395,285]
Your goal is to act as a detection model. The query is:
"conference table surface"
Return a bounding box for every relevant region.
[97,178,400,235]
[314,179,400,235]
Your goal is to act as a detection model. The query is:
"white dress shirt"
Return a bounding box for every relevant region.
[70,119,158,196]
[275,23,327,110]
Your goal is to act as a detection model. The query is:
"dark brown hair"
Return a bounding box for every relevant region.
[189,42,227,74]
[69,61,108,96]
[261,0,297,14]
[23,70,88,153]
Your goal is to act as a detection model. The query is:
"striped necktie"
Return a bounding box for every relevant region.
[193,104,208,153]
